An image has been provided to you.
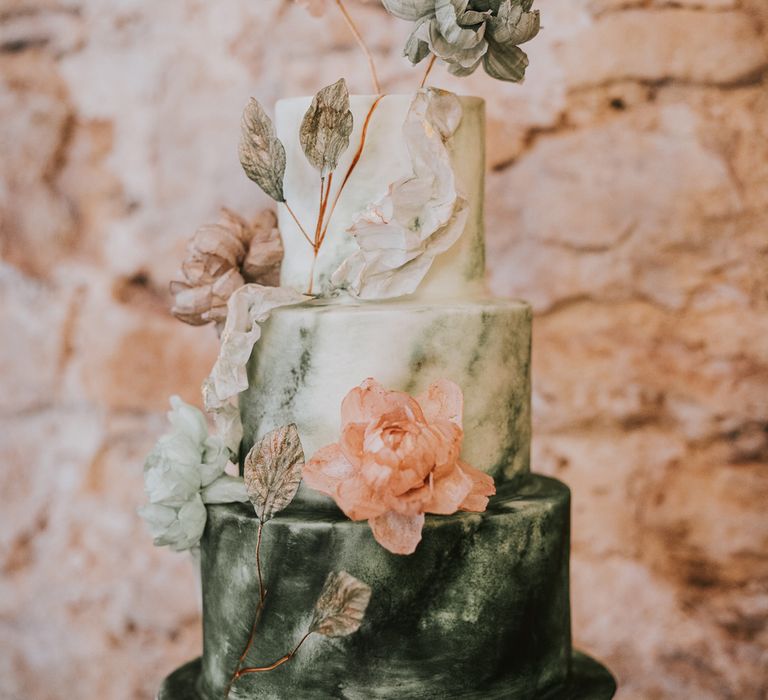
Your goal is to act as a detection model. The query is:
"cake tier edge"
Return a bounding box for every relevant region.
[158,651,615,700]
[240,296,532,508]
[195,475,570,699]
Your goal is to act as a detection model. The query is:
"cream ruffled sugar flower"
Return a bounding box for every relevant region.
[139,396,248,552]
[303,378,495,554]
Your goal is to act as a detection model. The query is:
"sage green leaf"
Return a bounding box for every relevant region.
[488,0,540,46]
[404,22,431,64]
[244,423,305,522]
[239,98,286,203]
[483,42,529,81]
[427,14,487,68]
[435,0,466,44]
[447,56,483,77]
[309,571,372,638]
[300,79,354,177]
[382,0,435,20]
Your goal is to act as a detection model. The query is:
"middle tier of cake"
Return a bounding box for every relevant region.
[239,297,532,503]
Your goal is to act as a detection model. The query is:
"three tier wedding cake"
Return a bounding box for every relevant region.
[141,2,617,698]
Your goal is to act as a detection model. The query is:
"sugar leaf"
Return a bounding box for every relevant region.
[239,98,287,202]
[382,0,434,21]
[244,424,305,522]
[309,571,372,638]
[483,42,529,82]
[299,79,354,177]
[488,1,540,47]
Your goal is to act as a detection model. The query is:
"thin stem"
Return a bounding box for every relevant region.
[316,171,334,247]
[255,520,265,604]
[236,632,313,676]
[420,54,437,89]
[306,253,317,296]
[335,0,381,94]
[285,201,314,247]
[224,521,267,698]
[319,95,384,244]
[314,175,327,248]
[307,172,334,295]
[321,172,333,228]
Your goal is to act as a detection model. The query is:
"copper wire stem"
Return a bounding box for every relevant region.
[320,95,384,243]
[420,54,437,88]
[236,632,313,676]
[224,521,267,698]
[285,201,314,247]
[335,0,381,94]
[307,172,334,294]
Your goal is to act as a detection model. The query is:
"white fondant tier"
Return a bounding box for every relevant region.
[275,94,486,299]
[239,297,531,504]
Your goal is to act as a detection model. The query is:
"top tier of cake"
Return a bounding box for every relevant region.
[275,94,486,299]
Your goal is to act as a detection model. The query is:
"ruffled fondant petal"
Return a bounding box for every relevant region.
[369,511,425,555]
[341,378,423,427]
[417,378,464,426]
[458,460,496,512]
[336,476,388,521]
[339,423,365,464]
[302,444,354,494]
[424,464,474,515]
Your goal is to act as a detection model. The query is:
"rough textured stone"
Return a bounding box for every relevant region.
[557,9,768,88]
[1,1,766,699]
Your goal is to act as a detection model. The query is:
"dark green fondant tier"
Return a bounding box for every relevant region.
[196,475,574,699]
[159,651,616,700]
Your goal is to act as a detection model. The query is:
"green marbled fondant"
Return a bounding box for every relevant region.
[196,475,571,700]
[158,652,615,700]
[239,297,532,506]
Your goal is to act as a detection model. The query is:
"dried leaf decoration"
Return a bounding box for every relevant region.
[300,79,354,177]
[244,424,305,523]
[240,98,287,202]
[309,571,372,638]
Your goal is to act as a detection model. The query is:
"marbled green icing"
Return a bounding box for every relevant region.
[239,297,532,506]
[158,652,615,700]
[195,475,571,700]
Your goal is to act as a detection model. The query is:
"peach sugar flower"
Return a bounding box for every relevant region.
[303,378,495,555]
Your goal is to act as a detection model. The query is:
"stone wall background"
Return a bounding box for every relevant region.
[1,1,766,698]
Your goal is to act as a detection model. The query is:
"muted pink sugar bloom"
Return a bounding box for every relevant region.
[303,378,496,554]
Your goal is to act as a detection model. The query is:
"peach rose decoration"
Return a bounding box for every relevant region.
[303,378,496,555]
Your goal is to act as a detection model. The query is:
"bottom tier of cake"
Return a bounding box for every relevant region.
[160,475,616,700]
[159,651,615,700]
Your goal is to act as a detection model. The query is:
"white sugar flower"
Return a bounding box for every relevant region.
[139,396,248,551]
